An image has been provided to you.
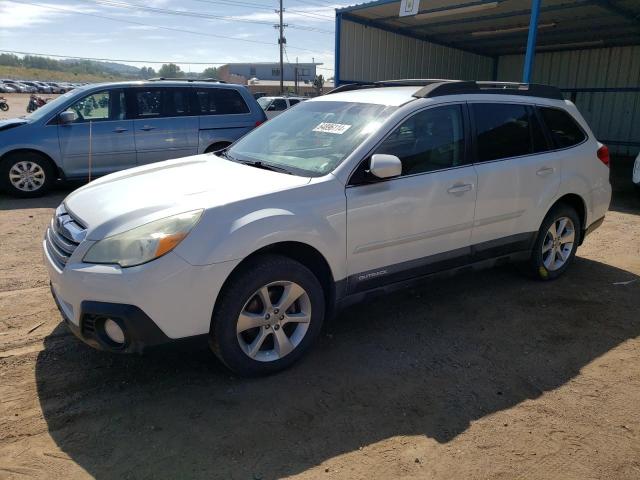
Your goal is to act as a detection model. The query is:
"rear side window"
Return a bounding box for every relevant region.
[473,103,536,162]
[269,99,288,111]
[539,107,586,148]
[195,88,250,115]
[289,99,301,106]
[134,88,192,118]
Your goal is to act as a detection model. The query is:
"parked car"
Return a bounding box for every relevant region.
[0,82,17,93]
[21,81,52,94]
[1,80,34,93]
[0,80,266,196]
[257,95,306,119]
[633,152,640,191]
[43,80,611,376]
[44,82,67,94]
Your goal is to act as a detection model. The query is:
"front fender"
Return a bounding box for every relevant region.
[175,178,348,282]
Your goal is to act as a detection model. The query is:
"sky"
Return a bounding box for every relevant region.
[1,0,354,76]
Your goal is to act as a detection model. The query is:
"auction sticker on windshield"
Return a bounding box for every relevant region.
[312,122,351,134]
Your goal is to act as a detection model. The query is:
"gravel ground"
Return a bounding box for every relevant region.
[0,150,639,478]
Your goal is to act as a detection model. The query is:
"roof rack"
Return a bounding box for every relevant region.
[326,79,563,100]
[148,77,227,83]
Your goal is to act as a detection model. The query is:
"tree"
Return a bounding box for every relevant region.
[157,63,184,78]
[139,66,156,79]
[200,67,219,79]
[313,74,324,95]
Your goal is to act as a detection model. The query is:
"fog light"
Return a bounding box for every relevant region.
[104,318,125,344]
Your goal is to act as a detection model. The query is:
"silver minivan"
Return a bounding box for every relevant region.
[0,80,266,197]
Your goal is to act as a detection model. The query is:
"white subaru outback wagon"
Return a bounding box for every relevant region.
[45,80,612,376]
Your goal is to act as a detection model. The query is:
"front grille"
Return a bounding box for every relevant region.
[45,204,86,269]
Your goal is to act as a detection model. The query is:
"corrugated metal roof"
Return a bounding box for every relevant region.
[338,0,640,56]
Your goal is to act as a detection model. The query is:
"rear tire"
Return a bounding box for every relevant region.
[527,204,581,281]
[209,254,325,377]
[1,152,54,198]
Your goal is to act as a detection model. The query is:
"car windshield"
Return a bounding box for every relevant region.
[227,100,396,176]
[23,89,80,121]
[257,97,272,109]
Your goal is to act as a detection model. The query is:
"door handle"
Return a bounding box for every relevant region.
[140,125,156,131]
[447,183,473,194]
[536,167,555,176]
[113,127,128,133]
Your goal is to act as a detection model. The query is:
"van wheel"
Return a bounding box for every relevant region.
[1,152,54,198]
[209,255,325,377]
[528,204,581,281]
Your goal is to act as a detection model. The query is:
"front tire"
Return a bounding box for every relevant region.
[210,255,325,376]
[528,204,581,280]
[1,152,54,198]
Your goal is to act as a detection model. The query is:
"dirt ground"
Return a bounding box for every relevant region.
[0,158,639,479]
[0,93,60,120]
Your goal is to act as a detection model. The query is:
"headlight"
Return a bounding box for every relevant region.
[83,210,203,267]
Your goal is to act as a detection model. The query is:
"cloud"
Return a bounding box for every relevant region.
[0,1,101,28]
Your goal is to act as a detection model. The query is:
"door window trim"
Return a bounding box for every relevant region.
[346,101,471,187]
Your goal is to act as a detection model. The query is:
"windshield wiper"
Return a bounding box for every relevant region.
[237,160,293,175]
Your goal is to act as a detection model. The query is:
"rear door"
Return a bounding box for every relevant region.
[131,86,199,165]
[469,101,560,256]
[195,87,256,150]
[58,88,136,177]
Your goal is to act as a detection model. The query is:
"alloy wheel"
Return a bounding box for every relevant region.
[542,216,575,271]
[236,281,311,362]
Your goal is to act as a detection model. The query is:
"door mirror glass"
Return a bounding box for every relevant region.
[59,110,77,124]
[370,154,402,179]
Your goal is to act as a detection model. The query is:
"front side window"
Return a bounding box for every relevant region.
[375,104,466,176]
[539,107,586,148]
[227,100,396,176]
[473,103,535,162]
[68,91,112,122]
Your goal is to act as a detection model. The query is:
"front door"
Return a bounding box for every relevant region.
[58,89,136,178]
[131,87,199,165]
[346,104,477,293]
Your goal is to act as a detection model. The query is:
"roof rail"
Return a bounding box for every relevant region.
[147,77,227,83]
[326,79,563,100]
[413,80,563,100]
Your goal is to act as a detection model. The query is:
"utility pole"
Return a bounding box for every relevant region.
[276,0,286,95]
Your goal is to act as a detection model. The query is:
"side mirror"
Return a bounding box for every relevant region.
[59,111,77,124]
[369,154,402,179]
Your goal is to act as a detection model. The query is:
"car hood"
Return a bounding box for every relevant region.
[64,154,312,240]
[0,118,28,132]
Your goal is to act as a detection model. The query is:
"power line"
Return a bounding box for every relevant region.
[0,49,334,71]
[0,49,228,65]
[8,0,320,52]
[85,0,333,34]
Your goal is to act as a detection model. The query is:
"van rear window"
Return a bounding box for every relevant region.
[195,89,250,115]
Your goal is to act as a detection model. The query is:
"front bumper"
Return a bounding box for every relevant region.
[44,237,242,348]
[51,286,173,353]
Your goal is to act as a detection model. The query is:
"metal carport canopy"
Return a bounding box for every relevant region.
[335,0,640,80]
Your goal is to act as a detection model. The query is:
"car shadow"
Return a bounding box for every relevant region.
[610,155,640,214]
[35,257,640,479]
[0,185,74,211]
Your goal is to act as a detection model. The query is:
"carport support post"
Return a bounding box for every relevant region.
[522,0,542,83]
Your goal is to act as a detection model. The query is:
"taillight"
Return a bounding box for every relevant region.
[597,145,610,167]
[255,120,264,127]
